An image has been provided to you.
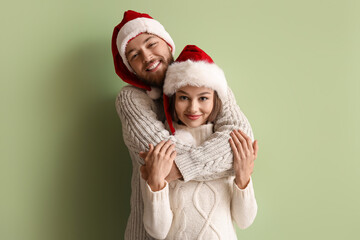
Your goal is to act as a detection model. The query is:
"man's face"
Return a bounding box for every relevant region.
[125,33,173,87]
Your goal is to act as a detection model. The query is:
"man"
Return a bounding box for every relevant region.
[111,10,254,240]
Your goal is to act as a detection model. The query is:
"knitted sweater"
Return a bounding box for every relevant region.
[140,123,257,239]
[115,85,254,240]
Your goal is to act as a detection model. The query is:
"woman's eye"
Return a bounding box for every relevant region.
[179,96,189,100]
[199,97,208,101]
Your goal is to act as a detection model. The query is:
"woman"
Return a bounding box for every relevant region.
[140,45,258,239]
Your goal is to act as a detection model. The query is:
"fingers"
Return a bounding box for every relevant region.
[153,140,165,154]
[234,130,252,156]
[149,143,154,152]
[231,131,245,159]
[169,150,177,161]
[144,144,154,164]
[139,151,148,159]
[165,144,175,158]
[161,140,173,154]
[253,140,259,159]
[153,140,175,158]
[229,137,240,159]
[238,130,254,154]
[139,143,154,160]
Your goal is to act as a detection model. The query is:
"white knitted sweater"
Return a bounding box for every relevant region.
[115,85,254,240]
[141,123,257,239]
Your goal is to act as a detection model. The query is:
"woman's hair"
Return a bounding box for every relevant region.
[168,90,222,125]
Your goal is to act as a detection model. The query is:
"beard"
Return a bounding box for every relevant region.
[139,55,174,87]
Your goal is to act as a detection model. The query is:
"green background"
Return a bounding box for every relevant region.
[1,0,359,239]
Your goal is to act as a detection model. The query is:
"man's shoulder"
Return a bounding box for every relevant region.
[116,85,152,103]
[118,85,147,97]
[115,85,156,113]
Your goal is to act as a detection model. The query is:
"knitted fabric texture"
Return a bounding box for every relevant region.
[141,123,257,239]
[116,85,254,239]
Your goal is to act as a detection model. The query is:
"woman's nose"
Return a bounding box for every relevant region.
[188,101,198,113]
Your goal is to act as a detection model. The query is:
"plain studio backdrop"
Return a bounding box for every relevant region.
[1,0,359,239]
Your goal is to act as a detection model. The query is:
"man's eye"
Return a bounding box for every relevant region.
[148,42,158,48]
[131,53,138,60]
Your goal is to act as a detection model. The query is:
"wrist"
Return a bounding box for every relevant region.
[235,175,250,190]
[147,176,166,191]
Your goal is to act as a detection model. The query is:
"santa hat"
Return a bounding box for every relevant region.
[111,10,175,98]
[163,45,228,134]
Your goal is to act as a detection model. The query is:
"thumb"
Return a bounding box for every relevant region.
[139,151,147,159]
[140,165,148,180]
[149,144,154,152]
[253,140,259,159]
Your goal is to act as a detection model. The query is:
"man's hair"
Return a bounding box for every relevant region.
[168,91,222,124]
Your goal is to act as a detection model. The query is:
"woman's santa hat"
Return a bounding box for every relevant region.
[111,10,175,98]
[163,45,228,134]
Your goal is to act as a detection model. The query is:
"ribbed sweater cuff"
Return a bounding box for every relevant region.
[175,153,200,182]
[145,181,169,202]
[233,177,254,198]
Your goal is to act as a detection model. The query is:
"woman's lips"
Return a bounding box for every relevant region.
[185,114,201,120]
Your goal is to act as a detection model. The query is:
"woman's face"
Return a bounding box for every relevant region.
[174,85,214,128]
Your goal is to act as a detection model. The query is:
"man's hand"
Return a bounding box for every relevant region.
[165,162,182,182]
[140,165,149,181]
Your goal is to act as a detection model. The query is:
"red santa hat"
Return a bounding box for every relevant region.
[111,10,175,96]
[163,45,227,102]
[163,45,228,134]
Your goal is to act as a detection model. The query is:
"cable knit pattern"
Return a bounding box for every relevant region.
[141,123,257,239]
[116,85,254,239]
[193,182,221,239]
[170,182,187,239]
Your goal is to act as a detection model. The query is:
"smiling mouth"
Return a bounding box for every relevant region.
[185,114,201,120]
[146,61,161,72]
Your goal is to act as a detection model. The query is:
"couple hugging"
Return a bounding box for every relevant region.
[112,10,259,240]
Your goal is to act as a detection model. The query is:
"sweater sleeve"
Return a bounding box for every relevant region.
[116,86,175,165]
[116,86,253,181]
[140,176,173,239]
[175,87,254,181]
[231,177,258,229]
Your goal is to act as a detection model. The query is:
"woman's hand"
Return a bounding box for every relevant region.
[140,161,182,183]
[229,130,258,189]
[139,140,176,191]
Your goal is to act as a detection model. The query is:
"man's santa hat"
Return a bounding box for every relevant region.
[111,10,175,98]
[163,45,228,134]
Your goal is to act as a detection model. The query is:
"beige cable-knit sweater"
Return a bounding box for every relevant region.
[140,123,257,239]
[115,85,254,240]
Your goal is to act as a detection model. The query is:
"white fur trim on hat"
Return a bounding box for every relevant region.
[116,17,175,73]
[163,60,228,102]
